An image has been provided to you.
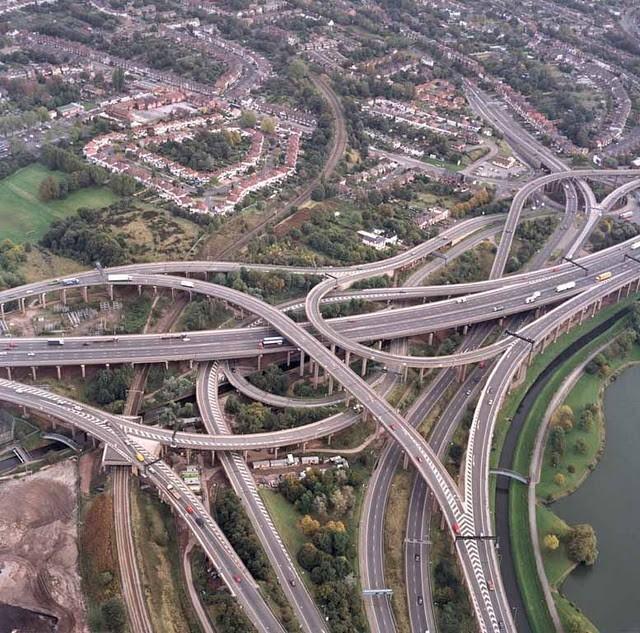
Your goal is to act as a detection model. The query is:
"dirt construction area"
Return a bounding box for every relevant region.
[0,460,88,633]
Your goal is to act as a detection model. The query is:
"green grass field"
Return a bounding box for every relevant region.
[0,163,119,243]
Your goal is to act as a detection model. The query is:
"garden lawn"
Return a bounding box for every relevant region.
[0,164,118,243]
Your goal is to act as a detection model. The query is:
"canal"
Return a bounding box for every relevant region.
[556,363,640,632]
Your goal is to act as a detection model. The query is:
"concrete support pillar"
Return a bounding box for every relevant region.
[361,357,368,377]
[20,298,25,314]
[302,442,307,453]
[62,289,67,305]
[345,350,351,367]
[108,284,114,300]
[139,285,144,297]
[402,452,409,470]
[31,366,37,381]
[0,303,4,317]
[82,287,88,303]
[105,363,110,370]
[617,287,623,303]
[164,360,169,370]
[463,324,468,335]
[56,366,61,380]
[6,367,11,380]
[153,286,158,296]
[313,362,319,387]
[189,359,194,370]
[327,434,332,446]
[636,277,640,293]
[299,350,305,376]
[40,293,47,308]
[287,351,291,368]
[328,375,334,395]
[428,332,434,346]
[376,340,383,350]
[257,354,262,371]
[80,365,86,378]
[403,366,409,383]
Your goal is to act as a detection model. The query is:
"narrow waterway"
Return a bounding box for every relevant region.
[556,364,640,633]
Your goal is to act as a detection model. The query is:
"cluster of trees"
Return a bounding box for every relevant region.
[278,468,363,519]
[506,216,558,273]
[433,557,476,633]
[209,268,321,304]
[154,129,248,172]
[213,489,297,631]
[432,242,496,285]
[41,206,130,266]
[247,365,289,396]
[278,468,366,633]
[225,398,335,434]
[180,298,230,331]
[320,298,373,319]
[3,75,80,110]
[107,35,225,83]
[86,367,133,410]
[0,106,49,135]
[0,239,27,290]
[585,329,637,376]
[451,187,493,218]
[42,145,136,197]
[589,217,640,252]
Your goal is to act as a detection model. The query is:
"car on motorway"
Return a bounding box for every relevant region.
[186,505,194,514]
[416,455,423,463]
[289,579,296,587]
[27,352,35,357]
[415,553,420,562]
[488,579,495,591]
[195,516,205,527]
[492,305,504,312]
[466,389,471,395]
[417,595,423,605]
[233,575,242,583]
[135,452,145,462]
[488,399,494,405]
[452,522,461,535]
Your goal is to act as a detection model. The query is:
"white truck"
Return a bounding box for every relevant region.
[107,274,132,282]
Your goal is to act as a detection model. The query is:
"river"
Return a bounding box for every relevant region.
[556,364,640,633]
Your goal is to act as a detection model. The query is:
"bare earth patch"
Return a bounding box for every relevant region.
[0,460,88,633]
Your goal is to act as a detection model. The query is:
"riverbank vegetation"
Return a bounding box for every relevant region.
[497,300,639,633]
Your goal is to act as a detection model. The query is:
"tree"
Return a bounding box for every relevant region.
[288,59,308,80]
[567,524,598,565]
[239,110,256,128]
[38,175,60,201]
[574,438,588,455]
[112,67,126,92]
[552,405,574,431]
[579,408,594,431]
[300,514,321,536]
[260,116,277,134]
[543,534,560,551]
[101,597,126,633]
[565,614,587,633]
[553,473,565,487]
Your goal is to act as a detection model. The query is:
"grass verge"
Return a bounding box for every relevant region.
[384,469,413,633]
[130,483,201,633]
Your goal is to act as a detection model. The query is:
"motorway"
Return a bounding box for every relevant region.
[4,164,640,631]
